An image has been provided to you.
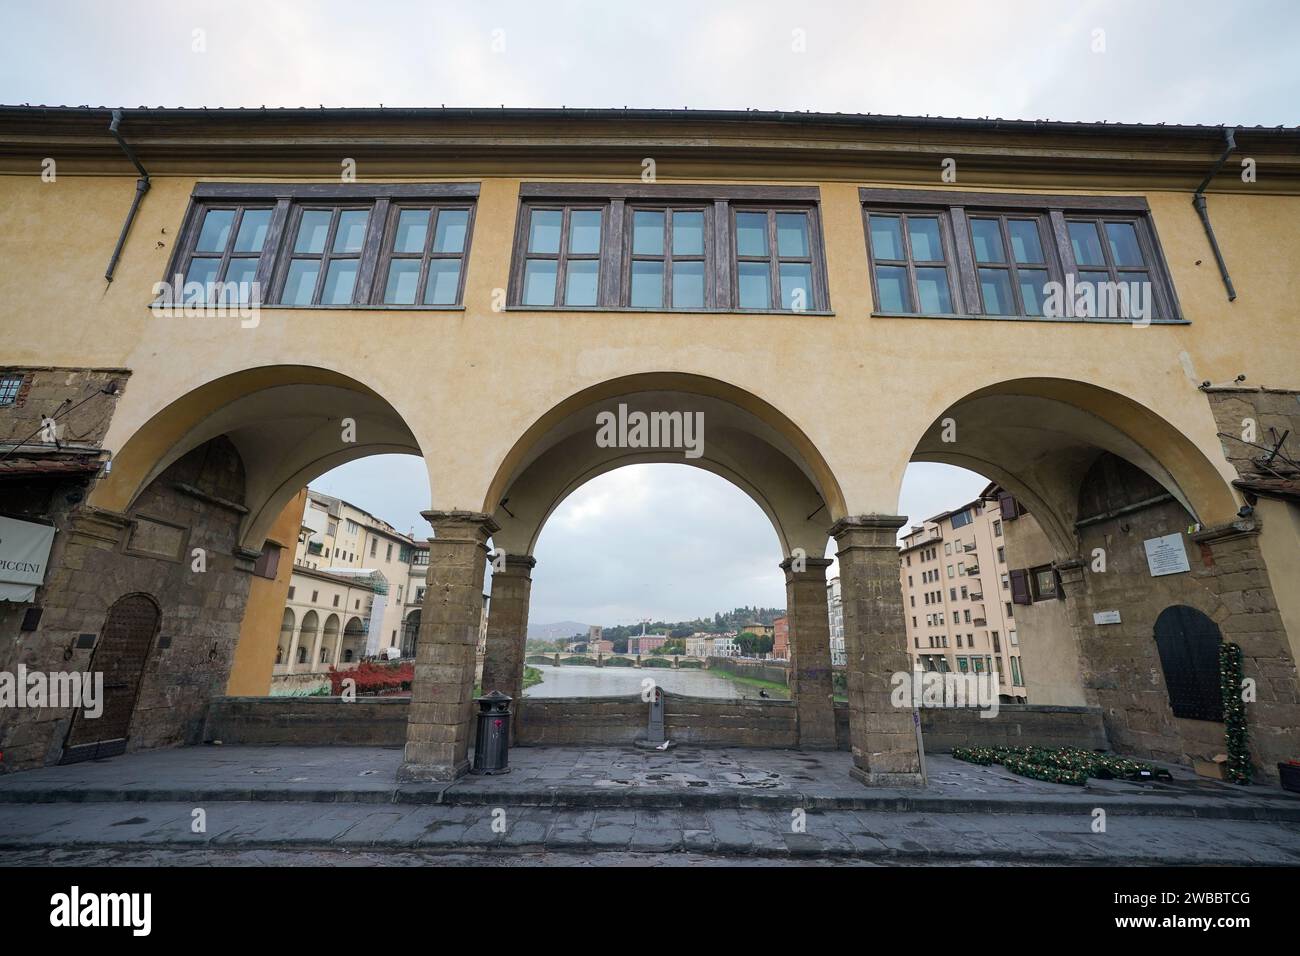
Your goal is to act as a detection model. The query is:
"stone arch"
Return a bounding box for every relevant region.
[904,377,1239,560]
[341,616,367,663]
[89,364,426,553]
[297,610,319,666]
[482,371,848,559]
[322,614,341,666]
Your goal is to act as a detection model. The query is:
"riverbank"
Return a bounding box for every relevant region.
[703,666,791,699]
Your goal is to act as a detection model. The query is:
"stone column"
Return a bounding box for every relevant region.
[399,511,498,782]
[308,627,324,672]
[781,554,836,749]
[831,515,923,787]
[286,626,304,675]
[480,554,536,731]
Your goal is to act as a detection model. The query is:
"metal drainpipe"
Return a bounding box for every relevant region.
[1192,128,1238,302]
[105,109,151,282]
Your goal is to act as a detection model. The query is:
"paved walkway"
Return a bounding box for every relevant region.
[3,745,1298,864]
[3,799,1298,864]
[2,745,1297,819]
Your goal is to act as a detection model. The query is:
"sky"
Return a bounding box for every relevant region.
[7,0,1295,627]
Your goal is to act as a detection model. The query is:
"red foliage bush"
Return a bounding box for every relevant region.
[327,661,414,696]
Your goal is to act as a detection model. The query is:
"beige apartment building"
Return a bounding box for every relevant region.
[276,490,423,676]
[898,489,1026,699]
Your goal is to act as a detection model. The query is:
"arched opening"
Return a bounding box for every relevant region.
[521,463,792,703]
[63,593,162,764]
[407,371,859,780]
[482,372,846,559]
[402,609,421,659]
[341,617,367,664]
[76,364,433,712]
[897,377,1275,775]
[321,614,341,668]
[92,364,425,554]
[295,610,319,671]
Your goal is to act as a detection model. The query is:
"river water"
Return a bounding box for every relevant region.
[523,664,771,699]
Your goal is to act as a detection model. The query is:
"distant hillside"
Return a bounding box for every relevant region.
[527,620,591,641]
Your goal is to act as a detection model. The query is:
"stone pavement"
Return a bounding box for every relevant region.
[2,745,1298,865]
[2,744,1298,820]
[2,799,1299,864]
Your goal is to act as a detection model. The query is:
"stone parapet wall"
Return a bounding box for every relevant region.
[202,695,1107,754]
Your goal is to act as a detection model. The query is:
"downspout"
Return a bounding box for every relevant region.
[1192,128,1237,302]
[105,109,150,282]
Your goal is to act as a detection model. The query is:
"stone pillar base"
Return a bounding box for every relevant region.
[849,766,925,788]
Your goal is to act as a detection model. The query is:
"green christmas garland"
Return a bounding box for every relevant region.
[951,745,1173,787]
[1219,642,1252,785]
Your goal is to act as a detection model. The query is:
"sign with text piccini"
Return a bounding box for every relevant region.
[1143,532,1191,577]
[0,515,56,602]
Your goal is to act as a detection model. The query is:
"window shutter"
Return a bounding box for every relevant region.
[998,492,1019,520]
[1009,569,1031,605]
[253,543,281,580]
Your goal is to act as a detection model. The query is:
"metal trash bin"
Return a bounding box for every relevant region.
[471,690,513,774]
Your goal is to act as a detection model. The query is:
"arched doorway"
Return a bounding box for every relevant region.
[1153,605,1224,722]
[401,609,421,658]
[62,593,162,764]
[341,617,366,663]
[322,614,341,667]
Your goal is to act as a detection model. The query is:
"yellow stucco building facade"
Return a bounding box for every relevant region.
[1,107,1297,784]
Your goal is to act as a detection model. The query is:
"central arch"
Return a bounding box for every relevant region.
[482,372,848,560]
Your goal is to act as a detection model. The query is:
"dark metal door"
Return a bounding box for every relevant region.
[1153,604,1224,721]
[62,593,161,763]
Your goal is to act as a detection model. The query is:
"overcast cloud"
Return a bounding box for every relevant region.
[8,1,1294,628]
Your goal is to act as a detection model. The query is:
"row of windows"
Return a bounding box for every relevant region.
[163,184,1180,321]
[915,653,1024,686]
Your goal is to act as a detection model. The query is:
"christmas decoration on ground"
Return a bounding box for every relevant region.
[951,745,1174,786]
[1219,641,1252,785]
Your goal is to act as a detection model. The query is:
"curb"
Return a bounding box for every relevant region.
[0,835,1289,866]
[2,784,1298,822]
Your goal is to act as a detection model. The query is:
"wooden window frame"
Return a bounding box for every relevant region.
[863,207,963,316]
[965,212,1062,317]
[272,204,373,307]
[509,184,829,314]
[512,204,608,308]
[623,204,716,309]
[730,205,827,312]
[170,202,278,304]
[1062,213,1179,320]
[375,202,476,308]
[860,188,1183,323]
[161,183,479,311]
